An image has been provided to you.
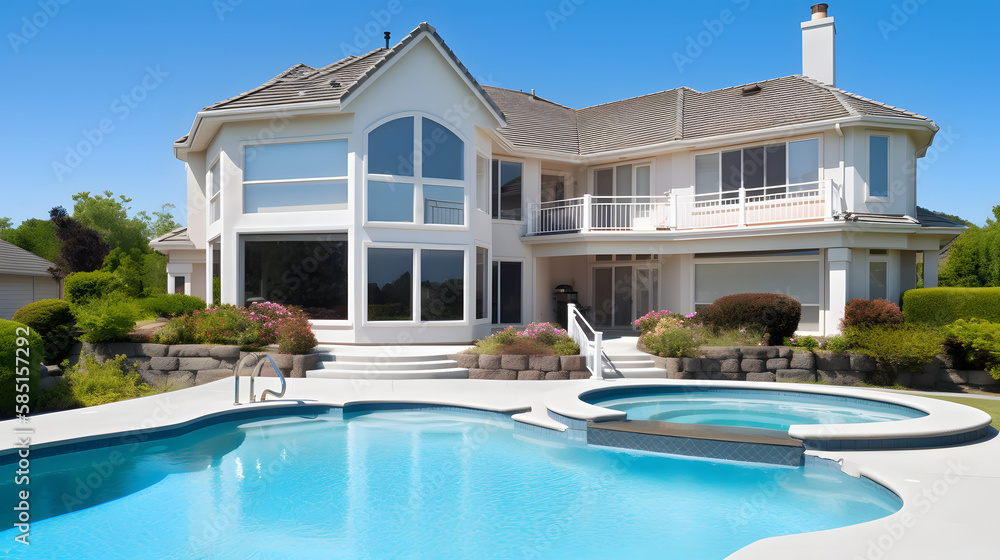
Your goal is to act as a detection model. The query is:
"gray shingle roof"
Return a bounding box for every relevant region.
[917,207,965,228]
[0,240,57,277]
[481,87,578,154]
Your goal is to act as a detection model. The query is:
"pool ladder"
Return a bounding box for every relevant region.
[234,353,286,405]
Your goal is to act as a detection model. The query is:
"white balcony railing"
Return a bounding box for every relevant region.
[526,180,835,236]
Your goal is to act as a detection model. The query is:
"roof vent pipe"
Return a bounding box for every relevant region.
[384,31,390,48]
[811,3,828,19]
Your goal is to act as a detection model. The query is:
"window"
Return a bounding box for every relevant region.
[491,261,522,324]
[492,160,522,220]
[694,139,818,196]
[173,276,185,295]
[367,116,466,225]
[243,234,349,320]
[367,248,413,321]
[869,261,888,300]
[476,155,489,213]
[421,250,464,321]
[209,161,221,223]
[476,247,488,320]
[593,164,650,197]
[243,140,348,213]
[694,259,821,331]
[869,135,889,198]
[541,174,565,203]
[211,240,221,306]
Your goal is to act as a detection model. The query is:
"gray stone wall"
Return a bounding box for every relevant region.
[653,347,999,390]
[78,342,318,389]
[449,353,591,380]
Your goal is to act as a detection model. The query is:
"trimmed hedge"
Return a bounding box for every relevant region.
[0,319,43,419]
[902,287,1000,326]
[65,271,123,305]
[12,299,77,364]
[842,298,904,328]
[699,293,802,342]
[140,293,206,318]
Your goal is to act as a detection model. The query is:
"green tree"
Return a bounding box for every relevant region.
[0,217,11,232]
[940,205,1000,287]
[51,206,110,274]
[0,218,61,262]
[72,191,151,257]
[150,203,180,238]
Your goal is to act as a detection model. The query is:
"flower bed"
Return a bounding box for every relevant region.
[472,323,580,356]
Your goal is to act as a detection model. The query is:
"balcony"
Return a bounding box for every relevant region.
[526,180,839,236]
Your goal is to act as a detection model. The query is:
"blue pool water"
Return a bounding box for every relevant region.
[1,409,900,559]
[586,388,927,431]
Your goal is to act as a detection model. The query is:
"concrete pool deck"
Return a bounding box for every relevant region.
[3,376,997,559]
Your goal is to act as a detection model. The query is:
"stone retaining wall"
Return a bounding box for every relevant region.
[448,353,592,380]
[654,347,1000,390]
[76,342,318,388]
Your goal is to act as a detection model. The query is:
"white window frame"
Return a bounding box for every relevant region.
[590,260,661,328]
[491,157,526,223]
[240,136,350,214]
[589,160,654,197]
[691,136,824,195]
[208,156,221,225]
[363,113,469,230]
[475,244,491,323]
[491,257,526,325]
[866,132,892,202]
[362,242,469,326]
[867,251,890,300]
[476,151,491,214]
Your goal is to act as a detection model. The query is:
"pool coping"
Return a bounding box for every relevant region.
[2,377,998,559]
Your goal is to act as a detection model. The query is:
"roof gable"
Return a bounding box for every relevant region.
[0,240,57,277]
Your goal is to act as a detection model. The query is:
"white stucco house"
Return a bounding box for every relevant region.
[156,6,962,344]
[0,240,62,320]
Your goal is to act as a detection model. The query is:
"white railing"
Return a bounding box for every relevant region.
[525,180,832,235]
[566,302,603,380]
[424,198,463,225]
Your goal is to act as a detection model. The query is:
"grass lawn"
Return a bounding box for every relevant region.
[921,395,1000,429]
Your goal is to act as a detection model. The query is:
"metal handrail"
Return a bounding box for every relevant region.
[234,353,287,405]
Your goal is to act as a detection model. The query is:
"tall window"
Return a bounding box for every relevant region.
[491,160,522,221]
[593,164,650,197]
[476,247,488,319]
[869,135,889,198]
[367,116,465,225]
[209,161,221,223]
[694,139,818,197]
[476,155,490,213]
[421,250,464,321]
[243,234,348,320]
[492,261,522,324]
[869,261,888,300]
[243,140,348,213]
[367,248,413,321]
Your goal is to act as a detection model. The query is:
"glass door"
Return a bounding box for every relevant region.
[593,265,635,328]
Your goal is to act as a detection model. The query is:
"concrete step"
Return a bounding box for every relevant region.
[610,359,656,368]
[316,353,447,364]
[306,368,468,380]
[313,358,457,372]
[602,367,668,379]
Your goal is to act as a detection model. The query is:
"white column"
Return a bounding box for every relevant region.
[923,250,938,288]
[826,248,852,335]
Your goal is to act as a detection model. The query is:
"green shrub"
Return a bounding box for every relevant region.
[140,293,206,319]
[74,293,141,342]
[700,327,765,347]
[37,355,161,411]
[785,335,820,350]
[842,298,904,328]
[0,319,43,419]
[65,271,123,305]
[943,319,1000,380]
[824,335,849,353]
[845,324,945,384]
[699,293,802,341]
[277,315,317,355]
[12,299,77,364]
[473,323,579,356]
[902,287,1000,326]
[552,338,581,356]
[640,324,703,358]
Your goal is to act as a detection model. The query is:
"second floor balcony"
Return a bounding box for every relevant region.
[526,180,841,236]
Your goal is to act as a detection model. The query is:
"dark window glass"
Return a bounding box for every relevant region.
[243,235,348,319]
[476,247,488,320]
[491,159,500,219]
[367,248,412,321]
[595,168,614,197]
[765,145,787,188]
[421,250,464,321]
[721,150,742,195]
[498,261,522,324]
[491,261,499,322]
[742,146,765,193]
[421,118,464,180]
[368,117,414,176]
[174,276,185,295]
[541,175,564,203]
[499,161,522,220]
[869,136,889,197]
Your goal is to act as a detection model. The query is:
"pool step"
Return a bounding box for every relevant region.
[306,353,469,380]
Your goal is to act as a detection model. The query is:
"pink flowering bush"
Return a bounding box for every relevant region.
[153,302,310,350]
[474,323,580,356]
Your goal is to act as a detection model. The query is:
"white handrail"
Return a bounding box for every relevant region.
[566,303,603,380]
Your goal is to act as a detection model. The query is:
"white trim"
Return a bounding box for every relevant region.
[865,132,892,202]
[491,156,526,224]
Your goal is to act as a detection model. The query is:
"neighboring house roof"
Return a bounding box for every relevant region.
[488,76,932,156]
[149,226,195,252]
[0,240,57,277]
[196,23,504,125]
[916,207,965,228]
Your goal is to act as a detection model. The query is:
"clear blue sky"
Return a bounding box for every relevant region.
[1,0,997,228]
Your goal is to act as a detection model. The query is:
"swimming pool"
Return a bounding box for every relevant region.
[1,408,900,559]
[584,387,927,431]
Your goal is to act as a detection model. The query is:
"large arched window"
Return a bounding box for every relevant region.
[366,116,465,226]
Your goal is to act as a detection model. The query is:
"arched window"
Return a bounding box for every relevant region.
[366,116,465,225]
